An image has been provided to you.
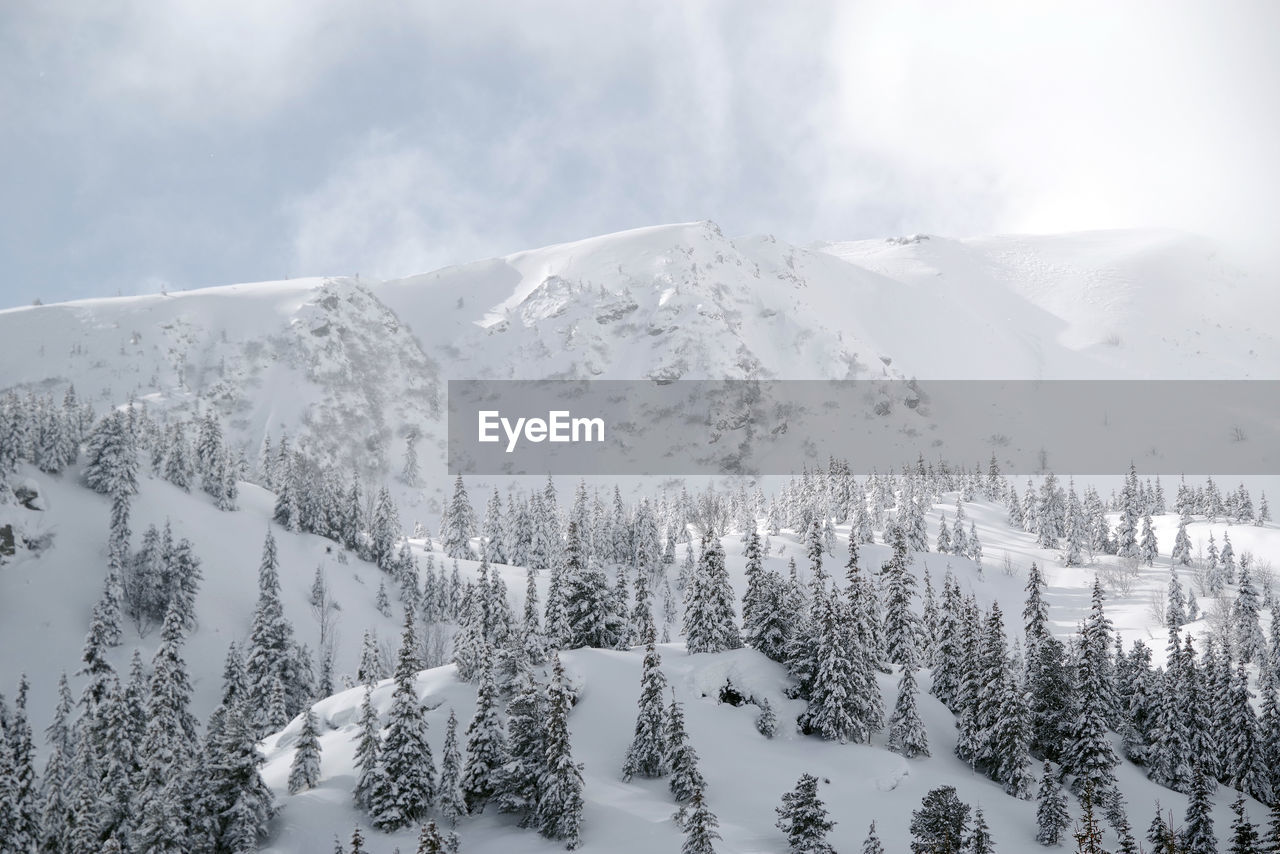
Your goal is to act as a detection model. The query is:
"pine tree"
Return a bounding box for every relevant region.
[909,786,970,854]
[1063,578,1118,799]
[437,709,466,826]
[246,529,303,734]
[1229,794,1261,854]
[1234,560,1266,664]
[4,676,39,853]
[201,699,277,852]
[681,787,722,854]
[741,529,767,633]
[498,663,546,823]
[1225,660,1271,803]
[461,655,509,814]
[888,661,929,758]
[1172,513,1193,566]
[756,697,778,738]
[483,487,507,564]
[666,694,706,803]
[1147,803,1178,854]
[936,512,953,554]
[84,409,139,498]
[806,594,880,744]
[775,773,836,854]
[373,612,436,831]
[683,528,740,654]
[1036,762,1070,846]
[134,605,200,854]
[1073,784,1107,854]
[288,706,323,794]
[352,688,382,811]
[536,655,584,848]
[1181,765,1216,854]
[968,808,995,854]
[1166,567,1188,629]
[623,641,670,780]
[881,526,918,666]
[861,821,885,854]
[443,475,476,559]
[1140,510,1158,565]
[416,820,459,854]
[400,429,421,486]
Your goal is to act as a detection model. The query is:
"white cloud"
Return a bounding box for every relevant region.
[819,0,1280,258]
[4,0,1277,302]
[286,132,509,279]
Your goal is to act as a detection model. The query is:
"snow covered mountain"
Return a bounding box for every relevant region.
[1,222,1278,854]
[2,222,1273,507]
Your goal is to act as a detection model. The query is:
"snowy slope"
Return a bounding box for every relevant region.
[4,222,1273,513]
[251,513,1280,854]
[2,222,1279,853]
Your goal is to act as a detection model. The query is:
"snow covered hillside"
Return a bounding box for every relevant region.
[2,222,1275,512]
[1,222,1278,854]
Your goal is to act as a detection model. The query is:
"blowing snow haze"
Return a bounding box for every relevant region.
[2,4,1279,854]
[2,1,1279,305]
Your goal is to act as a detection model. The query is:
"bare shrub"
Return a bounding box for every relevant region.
[1099,557,1142,597]
[1148,587,1168,627]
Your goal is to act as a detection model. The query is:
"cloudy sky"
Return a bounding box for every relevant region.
[3,0,1277,305]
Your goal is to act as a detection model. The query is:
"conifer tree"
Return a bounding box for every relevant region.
[1229,794,1260,854]
[684,528,739,653]
[681,787,722,854]
[499,663,546,823]
[1181,765,1216,854]
[909,786,970,854]
[881,526,918,667]
[565,549,618,649]
[666,694,706,803]
[806,593,880,744]
[775,773,836,854]
[352,689,382,812]
[888,661,930,759]
[1234,560,1265,664]
[443,475,476,559]
[373,611,435,831]
[201,698,277,852]
[756,697,778,738]
[1140,510,1159,565]
[1172,512,1193,566]
[134,605,200,854]
[741,529,766,632]
[415,819,459,854]
[247,529,304,733]
[437,708,467,827]
[536,655,584,848]
[861,821,885,854]
[1073,784,1107,854]
[461,656,509,814]
[1036,762,1070,846]
[936,512,953,554]
[1225,660,1270,803]
[623,641,670,780]
[4,676,39,853]
[1146,803,1178,854]
[1063,579,1118,799]
[968,809,995,854]
[84,409,139,498]
[288,706,323,794]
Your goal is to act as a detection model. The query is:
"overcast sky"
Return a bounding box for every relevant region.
[3,0,1277,305]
